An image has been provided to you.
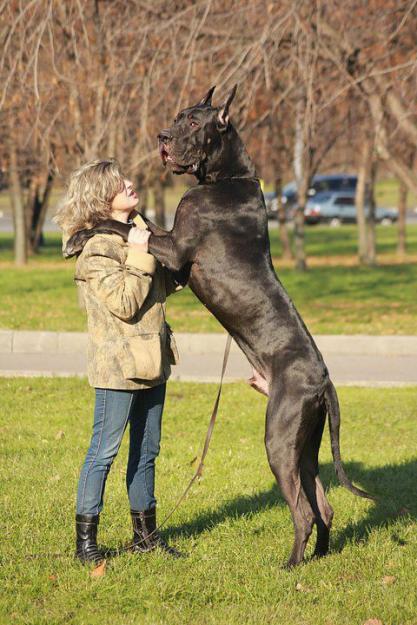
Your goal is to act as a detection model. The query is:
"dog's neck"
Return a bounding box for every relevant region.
[197,125,256,184]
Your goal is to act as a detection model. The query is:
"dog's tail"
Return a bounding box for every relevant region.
[324,380,375,501]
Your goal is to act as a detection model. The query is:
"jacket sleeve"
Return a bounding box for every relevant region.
[82,237,157,321]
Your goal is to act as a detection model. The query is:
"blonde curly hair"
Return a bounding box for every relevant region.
[54,158,125,237]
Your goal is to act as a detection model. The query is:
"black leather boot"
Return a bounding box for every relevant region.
[130,508,185,558]
[75,514,104,565]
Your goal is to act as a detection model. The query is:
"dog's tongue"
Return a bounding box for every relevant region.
[160,149,167,166]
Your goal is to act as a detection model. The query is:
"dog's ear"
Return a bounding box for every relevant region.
[217,84,237,130]
[198,86,216,106]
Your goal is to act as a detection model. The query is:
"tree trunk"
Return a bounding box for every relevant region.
[397,182,407,256]
[369,93,417,196]
[141,188,149,218]
[25,177,39,254]
[8,136,27,266]
[366,160,378,266]
[355,138,372,264]
[293,203,307,271]
[153,177,166,228]
[270,113,292,260]
[274,173,293,260]
[31,170,54,252]
[293,99,307,271]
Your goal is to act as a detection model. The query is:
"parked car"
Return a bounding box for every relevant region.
[265,173,358,219]
[283,173,358,208]
[264,191,293,220]
[304,191,398,225]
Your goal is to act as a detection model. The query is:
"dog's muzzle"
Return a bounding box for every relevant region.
[158,133,199,174]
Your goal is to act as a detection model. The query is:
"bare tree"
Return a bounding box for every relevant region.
[2,0,417,268]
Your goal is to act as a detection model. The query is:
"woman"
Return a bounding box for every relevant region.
[55,158,182,565]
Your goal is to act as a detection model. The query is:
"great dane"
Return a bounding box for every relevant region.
[65,86,373,567]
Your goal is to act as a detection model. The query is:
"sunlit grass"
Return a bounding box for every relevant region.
[0,379,416,625]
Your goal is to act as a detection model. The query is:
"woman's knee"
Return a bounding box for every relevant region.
[84,436,122,468]
[144,432,161,461]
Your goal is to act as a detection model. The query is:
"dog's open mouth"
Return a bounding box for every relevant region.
[159,144,170,166]
[159,145,198,174]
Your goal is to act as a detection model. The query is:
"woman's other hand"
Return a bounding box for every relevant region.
[128,228,151,253]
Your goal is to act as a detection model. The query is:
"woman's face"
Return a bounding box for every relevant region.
[111,178,139,213]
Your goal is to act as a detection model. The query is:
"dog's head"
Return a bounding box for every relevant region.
[158,85,237,178]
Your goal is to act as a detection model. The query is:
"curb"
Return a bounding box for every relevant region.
[2,330,417,356]
[0,369,415,387]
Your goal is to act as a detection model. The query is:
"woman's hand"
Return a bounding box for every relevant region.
[128,228,151,253]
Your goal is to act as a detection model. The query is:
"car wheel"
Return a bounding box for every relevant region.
[380,217,393,226]
[329,217,342,227]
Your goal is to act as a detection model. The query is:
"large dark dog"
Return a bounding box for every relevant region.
[66,86,373,567]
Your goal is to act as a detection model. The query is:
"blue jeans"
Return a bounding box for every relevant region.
[76,383,166,515]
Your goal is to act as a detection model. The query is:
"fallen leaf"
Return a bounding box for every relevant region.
[391,533,407,546]
[48,574,57,581]
[382,575,396,586]
[90,560,106,578]
[363,619,383,625]
[55,430,65,440]
[295,582,310,592]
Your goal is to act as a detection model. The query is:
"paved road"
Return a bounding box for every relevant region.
[1,331,417,386]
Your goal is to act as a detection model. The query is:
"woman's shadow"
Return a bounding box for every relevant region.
[163,459,416,553]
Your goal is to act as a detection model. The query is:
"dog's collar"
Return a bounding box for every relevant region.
[200,174,260,184]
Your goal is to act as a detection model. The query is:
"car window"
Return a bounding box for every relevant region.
[313,181,331,193]
[313,177,357,193]
[335,196,355,206]
[312,192,332,202]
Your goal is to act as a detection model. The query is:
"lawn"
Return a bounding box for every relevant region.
[1,225,417,334]
[0,379,416,625]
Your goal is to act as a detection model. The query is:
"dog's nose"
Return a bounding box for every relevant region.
[158,129,172,143]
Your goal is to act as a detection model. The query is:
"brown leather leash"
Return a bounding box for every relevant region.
[25,334,232,560]
[151,333,232,529]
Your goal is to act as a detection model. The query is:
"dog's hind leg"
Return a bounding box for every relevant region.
[299,407,334,559]
[265,392,317,568]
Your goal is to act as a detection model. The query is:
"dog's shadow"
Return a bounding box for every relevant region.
[164,459,417,554]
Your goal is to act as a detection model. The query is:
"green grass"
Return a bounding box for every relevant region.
[1,225,417,334]
[374,178,417,210]
[268,220,417,258]
[0,379,416,625]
